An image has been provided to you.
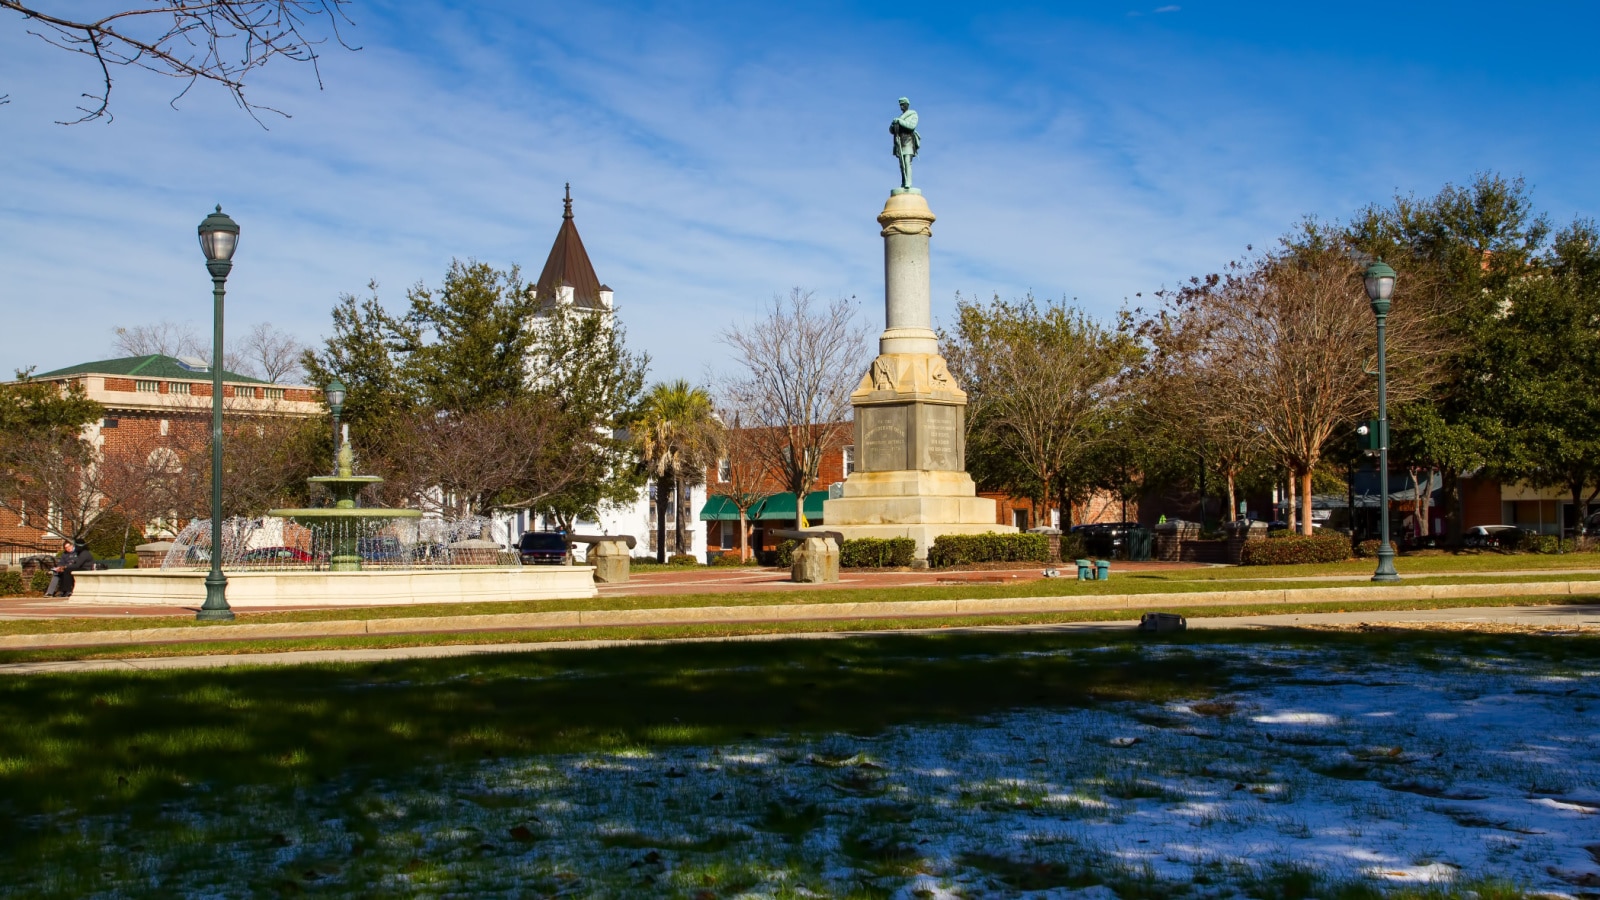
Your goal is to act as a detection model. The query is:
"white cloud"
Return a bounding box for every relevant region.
[1,3,1596,388]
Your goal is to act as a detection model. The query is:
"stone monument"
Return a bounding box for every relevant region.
[822,98,1015,561]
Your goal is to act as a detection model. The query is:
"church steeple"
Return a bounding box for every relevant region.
[535,184,608,311]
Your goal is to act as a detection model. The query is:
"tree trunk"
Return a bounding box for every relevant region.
[673,472,687,555]
[1300,466,1314,536]
[1442,470,1463,546]
[738,509,748,562]
[1225,470,1238,523]
[655,478,667,564]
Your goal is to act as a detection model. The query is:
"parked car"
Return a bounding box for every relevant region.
[357,536,406,564]
[1464,525,1525,549]
[1071,522,1139,558]
[237,546,314,565]
[518,531,568,565]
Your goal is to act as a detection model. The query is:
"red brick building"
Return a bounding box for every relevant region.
[0,355,322,562]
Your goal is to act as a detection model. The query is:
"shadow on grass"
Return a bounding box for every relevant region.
[2,627,1598,866]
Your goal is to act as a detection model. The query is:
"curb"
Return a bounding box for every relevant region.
[1,580,1595,651]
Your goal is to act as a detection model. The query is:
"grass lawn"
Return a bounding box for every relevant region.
[2,628,1598,896]
[0,593,1596,663]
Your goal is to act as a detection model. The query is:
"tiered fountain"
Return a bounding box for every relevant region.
[70,429,598,608]
[267,434,420,571]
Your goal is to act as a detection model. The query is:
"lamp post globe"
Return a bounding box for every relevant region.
[195,205,240,621]
[1365,259,1400,583]
[325,379,347,473]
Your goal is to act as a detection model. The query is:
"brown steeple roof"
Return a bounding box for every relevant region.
[535,184,606,311]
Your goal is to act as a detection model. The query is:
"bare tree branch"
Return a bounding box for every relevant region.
[720,289,865,522]
[2,0,359,125]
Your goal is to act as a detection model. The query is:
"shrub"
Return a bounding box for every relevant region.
[0,571,23,596]
[709,552,754,567]
[29,570,52,593]
[1523,534,1576,555]
[667,553,699,567]
[1354,539,1381,559]
[839,537,916,568]
[928,532,1049,568]
[774,540,799,568]
[1239,530,1350,566]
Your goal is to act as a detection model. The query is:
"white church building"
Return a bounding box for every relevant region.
[495,187,707,560]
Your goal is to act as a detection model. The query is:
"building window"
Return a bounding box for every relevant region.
[160,419,170,436]
[843,445,856,476]
[717,458,731,482]
[169,382,192,395]
[102,418,119,429]
[263,387,285,401]
[720,523,736,550]
[135,380,158,393]
[1013,508,1030,530]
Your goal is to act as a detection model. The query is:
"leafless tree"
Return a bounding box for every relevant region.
[708,405,773,562]
[942,294,1143,524]
[240,322,306,383]
[2,0,358,124]
[373,401,592,521]
[720,289,865,527]
[112,320,204,359]
[1158,234,1446,534]
[111,319,251,374]
[0,427,189,543]
[166,413,323,519]
[1142,307,1268,523]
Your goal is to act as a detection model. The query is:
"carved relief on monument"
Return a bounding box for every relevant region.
[870,355,896,391]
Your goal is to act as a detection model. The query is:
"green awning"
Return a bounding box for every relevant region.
[754,491,830,522]
[699,495,765,521]
[804,490,827,521]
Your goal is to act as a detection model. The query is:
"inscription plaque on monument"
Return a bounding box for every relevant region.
[861,406,908,472]
[919,404,960,470]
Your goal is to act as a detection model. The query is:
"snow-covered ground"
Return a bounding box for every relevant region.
[37,644,1600,897]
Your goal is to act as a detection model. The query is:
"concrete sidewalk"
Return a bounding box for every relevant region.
[4,577,1599,653]
[4,604,1596,675]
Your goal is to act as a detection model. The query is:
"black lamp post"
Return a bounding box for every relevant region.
[325,379,347,474]
[1365,259,1400,583]
[196,205,240,620]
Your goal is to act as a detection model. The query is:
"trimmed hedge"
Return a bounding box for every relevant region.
[0,571,23,596]
[1354,539,1381,559]
[667,554,699,567]
[928,532,1049,568]
[1239,530,1350,566]
[709,552,748,567]
[1523,534,1576,555]
[29,570,51,593]
[840,537,916,569]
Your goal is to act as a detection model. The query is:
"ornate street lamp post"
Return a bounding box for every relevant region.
[1365,259,1400,583]
[325,379,347,474]
[196,206,240,621]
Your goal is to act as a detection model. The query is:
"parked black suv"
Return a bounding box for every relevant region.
[518,532,568,565]
[1071,522,1140,559]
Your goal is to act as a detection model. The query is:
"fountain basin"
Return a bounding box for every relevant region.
[70,566,598,608]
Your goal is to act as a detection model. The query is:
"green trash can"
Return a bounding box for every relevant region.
[1095,559,1111,580]
[1127,527,1154,562]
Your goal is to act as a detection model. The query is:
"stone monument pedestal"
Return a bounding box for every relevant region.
[823,190,1015,561]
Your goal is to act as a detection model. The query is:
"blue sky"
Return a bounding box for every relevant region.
[3,1,1597,385]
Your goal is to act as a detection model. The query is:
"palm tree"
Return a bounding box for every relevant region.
[631,380,723,562]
